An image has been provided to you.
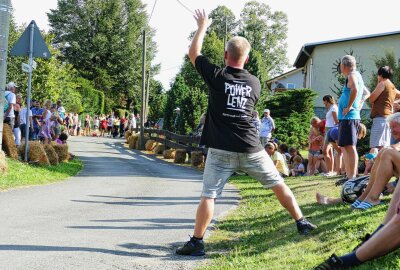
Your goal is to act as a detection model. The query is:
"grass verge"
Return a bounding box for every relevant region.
[0,158,83,190]
[202,175,400,270]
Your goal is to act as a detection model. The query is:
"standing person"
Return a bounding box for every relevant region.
[308,127,323,175]
[120,113,127,137]
[39,100,52,144]
[259,109,275,147]
[129,112,137,131]
[19,99,33,143]
[71,113,79,136]
[13,94,22,146]
[322,95,339,176]
[4,82,17,129]
[84,114,91,136]
[31,100,43,140]
[100,116,107,137]
[176,9,316,257]
[369,66,398,149]
[337,55,365,180]
[50,104,62,140]
[56,100,65,120]
[251,111,261,134]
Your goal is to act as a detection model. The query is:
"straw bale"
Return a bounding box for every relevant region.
[174,149,187,163]
[2,124,18,159]
[0,151,8,174]
[19,141,49,166]
[145,140,157,151]
[51,142,69,162]
[124,130,132,141]
[44,144,59,166]
[129,134,139,149]
[153,144,165,154]
[135,136,149,150]
[163,149,176,159]
[191,151,204,167]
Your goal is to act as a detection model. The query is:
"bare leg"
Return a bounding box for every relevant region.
[343,145,358,179]
[316,193,343,205]
[271,182,303,220]
[357,150,385,201]
[384,182,400,224]
[193,197,216,238]
[356,207,400,262]
[363,150,400,204]
[323,143,334,173]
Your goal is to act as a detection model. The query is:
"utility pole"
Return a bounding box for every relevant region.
[140,29,146,150]
[0,0,12,150]
[222,16,227,65]
[145,69,150,124]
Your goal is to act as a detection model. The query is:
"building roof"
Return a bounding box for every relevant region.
[267,68,303,83]
[293,30,400,68]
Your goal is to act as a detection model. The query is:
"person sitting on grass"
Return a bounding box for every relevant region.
[290,155,305,177]
[265,142,289,177]
[315,169,400,269]
[362,147,378,175]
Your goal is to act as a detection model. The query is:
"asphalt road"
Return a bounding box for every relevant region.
[0,136,239,270]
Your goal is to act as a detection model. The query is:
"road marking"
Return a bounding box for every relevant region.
[140,155,154,161]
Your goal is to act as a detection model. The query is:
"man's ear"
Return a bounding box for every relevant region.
[244,55,249,64]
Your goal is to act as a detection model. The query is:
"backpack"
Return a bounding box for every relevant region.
[3,92,10,113]
[341,176,370,203]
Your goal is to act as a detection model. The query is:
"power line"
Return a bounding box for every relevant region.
[147,0,158,24]
[175,0,195,15]
[160,65,181,72]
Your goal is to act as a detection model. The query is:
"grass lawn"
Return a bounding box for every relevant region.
[202,175,400,270]
[0,158,83,190]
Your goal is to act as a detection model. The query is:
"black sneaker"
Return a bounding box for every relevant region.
[176,236,205,256]
[297,218,317,235]
[314,254,345,270]
[352,233,371,251]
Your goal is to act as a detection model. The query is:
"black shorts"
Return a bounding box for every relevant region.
[338,119,360,147]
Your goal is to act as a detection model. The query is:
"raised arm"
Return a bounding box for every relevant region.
[188,9,212,66]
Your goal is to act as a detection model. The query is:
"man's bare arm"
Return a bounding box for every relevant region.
[188,9,212,66]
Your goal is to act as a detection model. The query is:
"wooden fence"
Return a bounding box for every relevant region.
[132,128,206,154]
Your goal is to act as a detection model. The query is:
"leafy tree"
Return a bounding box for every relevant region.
[368,50,400,90]
[47,0,157,111]
[163,75,188,132]
[240,1,289,77]
[209,6,238,38]
[176,86,208,135]
[263,89,317,148]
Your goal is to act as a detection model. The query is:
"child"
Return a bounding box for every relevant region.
[308,127,323,175]
[363,148,379,175]
[290,155,305,177]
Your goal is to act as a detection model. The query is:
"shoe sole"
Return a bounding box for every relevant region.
[176,251,205,256]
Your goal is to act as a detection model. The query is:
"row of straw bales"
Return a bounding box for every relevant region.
[1,123,69,166]
[125,131,204,167]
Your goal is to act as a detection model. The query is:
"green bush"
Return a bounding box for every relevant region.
[114,108,129,118]
[263,89,317,148]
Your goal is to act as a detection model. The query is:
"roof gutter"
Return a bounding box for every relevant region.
[302,47,313,89]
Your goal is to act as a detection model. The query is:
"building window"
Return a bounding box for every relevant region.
[287,83,296,89]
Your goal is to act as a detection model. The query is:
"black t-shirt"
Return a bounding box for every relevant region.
[195,55,263,153]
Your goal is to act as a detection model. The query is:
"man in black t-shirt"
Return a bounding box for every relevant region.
[176,9,317,256]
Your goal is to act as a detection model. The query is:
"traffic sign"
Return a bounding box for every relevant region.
[22,63,31,73]
[32,60,37,70]
[10,20,51,59]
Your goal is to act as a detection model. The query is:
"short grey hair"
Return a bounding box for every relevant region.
[387,112,400,124]
[341,55,356,68]
[226,36,251,61]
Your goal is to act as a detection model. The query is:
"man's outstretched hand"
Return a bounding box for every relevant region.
[194,9,212,30]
